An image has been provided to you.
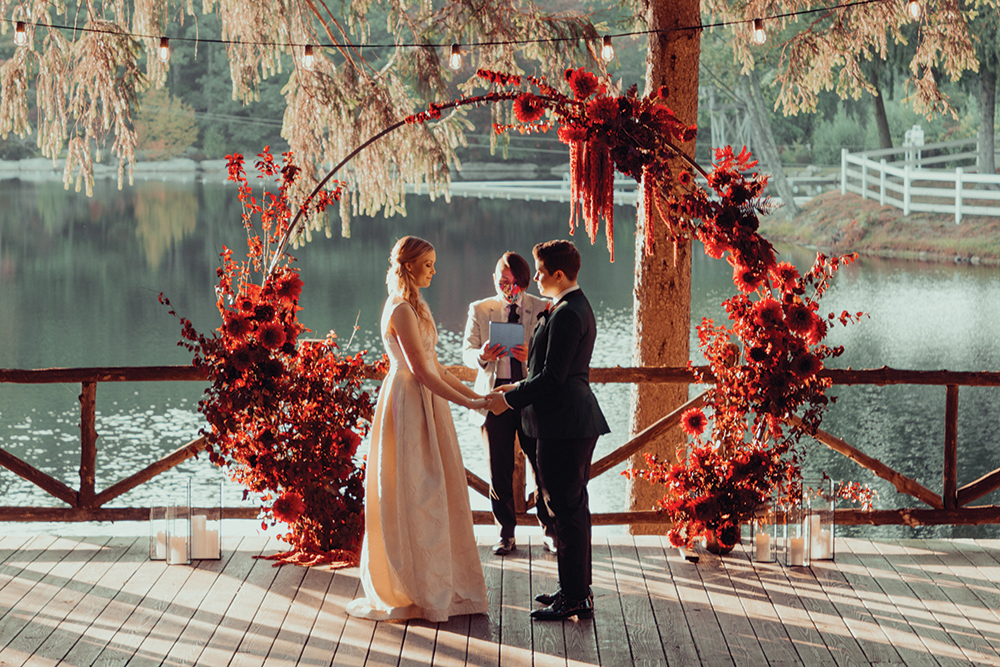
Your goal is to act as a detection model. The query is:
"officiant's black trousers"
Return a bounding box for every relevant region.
[482,408,550,538]
[535,434,599,601]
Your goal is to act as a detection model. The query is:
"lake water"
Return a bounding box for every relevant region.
[2,176,999,539]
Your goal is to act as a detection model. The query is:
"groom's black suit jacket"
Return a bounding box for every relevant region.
[504,289,609,439]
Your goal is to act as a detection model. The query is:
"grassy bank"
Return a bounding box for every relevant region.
[760,191,1000,265]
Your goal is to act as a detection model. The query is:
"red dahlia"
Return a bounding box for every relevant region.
[513,94,546,123]
[257,321,287,350]
[272,491,306,524]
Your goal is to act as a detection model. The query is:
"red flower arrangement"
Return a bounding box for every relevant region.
[436,68,876,549]
[161,147,387,567]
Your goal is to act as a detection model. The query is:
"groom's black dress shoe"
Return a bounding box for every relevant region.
[535,587,592,606]
[492,537,516,556]
[530,594,594,620]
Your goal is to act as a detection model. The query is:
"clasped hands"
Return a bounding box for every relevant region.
[482,384,515,416]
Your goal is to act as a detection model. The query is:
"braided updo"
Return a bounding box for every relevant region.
[387,236,433,324]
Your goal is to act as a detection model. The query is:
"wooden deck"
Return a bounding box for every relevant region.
[2,534,1000,666]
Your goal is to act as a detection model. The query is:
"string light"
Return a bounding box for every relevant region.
[601,35,614,62]
[303,44,315,69]
[752,18,767,45]
[2,1,905,57]
[158,36,170,62]
[449,43,462,70]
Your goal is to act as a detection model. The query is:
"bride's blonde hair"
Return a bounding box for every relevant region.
[386,236,433,324]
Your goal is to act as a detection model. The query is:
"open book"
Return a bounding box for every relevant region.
[488,321,524,358]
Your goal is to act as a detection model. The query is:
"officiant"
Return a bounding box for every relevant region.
[463,252,555,557]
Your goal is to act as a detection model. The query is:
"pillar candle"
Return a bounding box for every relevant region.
[191,514,207,558]
[815,529,832,559]
[155,531,166,559]
[168,535,188,564]
[789,536,806,566]
[754,532,771,561]
[203,529,220,559]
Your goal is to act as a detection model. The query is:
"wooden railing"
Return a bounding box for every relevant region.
[2,365,1000,528]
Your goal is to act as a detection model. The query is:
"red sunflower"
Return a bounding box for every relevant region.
[680,407,708,437]
[752,298,784,328]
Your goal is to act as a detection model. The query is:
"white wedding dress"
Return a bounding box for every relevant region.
[346,298,488,622]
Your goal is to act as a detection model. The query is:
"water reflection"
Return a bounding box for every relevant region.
[1,178,999,539]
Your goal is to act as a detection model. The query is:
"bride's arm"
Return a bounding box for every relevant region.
[390,305,485,410]
[437,359,480,401]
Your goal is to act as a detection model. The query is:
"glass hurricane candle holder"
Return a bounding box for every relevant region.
[803,477,835,561]
[751,503,779,563]
[784,504,810,567]
[165,481,192,565]
[149,505,168,561]
[191,481,223,560]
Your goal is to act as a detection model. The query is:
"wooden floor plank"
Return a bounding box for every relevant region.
[296,567,360,667]
[607,536,667,667]
[465,541,500,667]
[194,537,284,667]
[527,535,567,667]
[498,538,532,667]
[0,535,131,667]
[230,560,308,667]
[664,538,736,666]
[591,538,635,666]
[872,539,1000,666]
[716,546,803,666]
[633,536,701,667]
[127,538,242,667]
[264,565,337,667]
[6,533,999,666]
[0,535,112,666]
[160,535,268,667]
[836,538,946,667]
[694,545,772,667]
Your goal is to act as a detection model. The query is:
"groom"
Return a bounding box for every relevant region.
[486,239,609,621]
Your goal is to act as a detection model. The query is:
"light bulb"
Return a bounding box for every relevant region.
[303,44,314,70]
[158,37,170,63]
[906,0,921,20]
[449,43,462,70]
[752,19,767,45]
[14,21,26,47]
[601,35,614,62]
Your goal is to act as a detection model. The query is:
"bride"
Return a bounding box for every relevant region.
[347,236,489,622]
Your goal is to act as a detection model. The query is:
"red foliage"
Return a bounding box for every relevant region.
[161,147,386,566]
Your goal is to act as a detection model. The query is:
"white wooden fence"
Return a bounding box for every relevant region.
[840,136,1000,224]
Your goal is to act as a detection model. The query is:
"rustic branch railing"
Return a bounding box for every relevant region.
[2,365,999,527]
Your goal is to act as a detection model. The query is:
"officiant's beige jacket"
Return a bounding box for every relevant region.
[462,292,548,427]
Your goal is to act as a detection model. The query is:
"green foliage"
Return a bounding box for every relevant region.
[134,89,199,161]
[812,105,866,164]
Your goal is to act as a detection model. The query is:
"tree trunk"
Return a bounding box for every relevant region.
[869,61,893,150]
[978,64,997,181]
[738,69,801,218]
[625,0,698,533]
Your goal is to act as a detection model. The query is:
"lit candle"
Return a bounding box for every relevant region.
[203,529,220,559]
[155,531,166,559]
[168,535,188,564]
[789,536,805,566]
[191,514,207,558]
[754,531,771,561]
[815,529,832,559]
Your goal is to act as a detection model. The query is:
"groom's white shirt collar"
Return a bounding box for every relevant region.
[553,285,580,304]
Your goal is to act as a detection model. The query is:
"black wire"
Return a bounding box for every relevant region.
[6,0,891,52]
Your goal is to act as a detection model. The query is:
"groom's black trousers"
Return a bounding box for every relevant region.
[535,434,599,601]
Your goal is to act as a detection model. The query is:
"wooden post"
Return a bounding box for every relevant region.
[955,167,963,225]
[904,164,912,215]
[841,148,848,195]
[78,382,98,508]
[880,159,887,205]
[943,384,959,510]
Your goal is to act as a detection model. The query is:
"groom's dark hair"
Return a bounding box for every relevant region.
[533,240,581,281]
[498,252,532,289]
